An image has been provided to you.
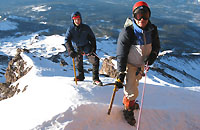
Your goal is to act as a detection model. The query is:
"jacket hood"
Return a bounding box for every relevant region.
[71,11,82,25]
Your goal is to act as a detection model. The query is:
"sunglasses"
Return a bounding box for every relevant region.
[133,6,150,21]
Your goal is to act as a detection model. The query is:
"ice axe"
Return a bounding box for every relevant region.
[107,83,125,115]
[107,85,118,115]
[72,58,78,85]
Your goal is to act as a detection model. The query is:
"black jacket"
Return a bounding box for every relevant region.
[117,20,160,72]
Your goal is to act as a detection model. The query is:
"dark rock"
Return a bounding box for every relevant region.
[99,56,118,78]
[60,60,68,66]
[0,48,32,101]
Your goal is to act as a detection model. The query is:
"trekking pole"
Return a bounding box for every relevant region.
[72,58,78,85]
[107,85,118,115]
[136,64,149,130]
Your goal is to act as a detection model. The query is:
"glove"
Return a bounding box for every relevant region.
[145,52,157,65]
[69,51,77,58]
[115,79,123,89]
[115,72,126,89]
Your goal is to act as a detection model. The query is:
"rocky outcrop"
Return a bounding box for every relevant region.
[0,48,32,101]
[99,56,118,78]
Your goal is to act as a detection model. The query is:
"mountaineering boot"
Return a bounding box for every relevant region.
[123,109,136,126]
[93,79,103,86]
[74,75,85,81]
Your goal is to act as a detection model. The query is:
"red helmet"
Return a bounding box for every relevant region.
[132,1,150,13]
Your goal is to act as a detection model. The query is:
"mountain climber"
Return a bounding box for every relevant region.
[115,1,160,126]
[65,11,102,86]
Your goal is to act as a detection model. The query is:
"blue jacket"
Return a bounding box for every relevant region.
[65,12,96,54]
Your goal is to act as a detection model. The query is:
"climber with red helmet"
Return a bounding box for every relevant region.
[115,1,160,126]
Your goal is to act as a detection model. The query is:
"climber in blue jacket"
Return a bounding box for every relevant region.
[65,11,102,86]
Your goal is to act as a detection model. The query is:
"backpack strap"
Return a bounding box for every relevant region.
[124,17,133,29]
[124,17,135,42]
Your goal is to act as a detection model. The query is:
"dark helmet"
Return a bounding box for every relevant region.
[132,1,151,17]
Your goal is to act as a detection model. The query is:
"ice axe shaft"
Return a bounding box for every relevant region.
[103,83,125,87]
[107,85,117,115]
[72,58,78,85]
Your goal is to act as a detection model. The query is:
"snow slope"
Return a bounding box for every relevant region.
[0,34,200,130]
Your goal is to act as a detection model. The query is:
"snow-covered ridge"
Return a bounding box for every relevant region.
[8,15,30,22]
[0,33,199,130]
[31,5,52,12]
[0,33,200,87]
[0,34,65,57]
[0,19,18,31]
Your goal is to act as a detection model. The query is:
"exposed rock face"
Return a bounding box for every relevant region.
[99,56,118,78]
[0,48,32,101]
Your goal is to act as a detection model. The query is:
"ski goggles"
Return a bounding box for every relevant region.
[133,6,150,20]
